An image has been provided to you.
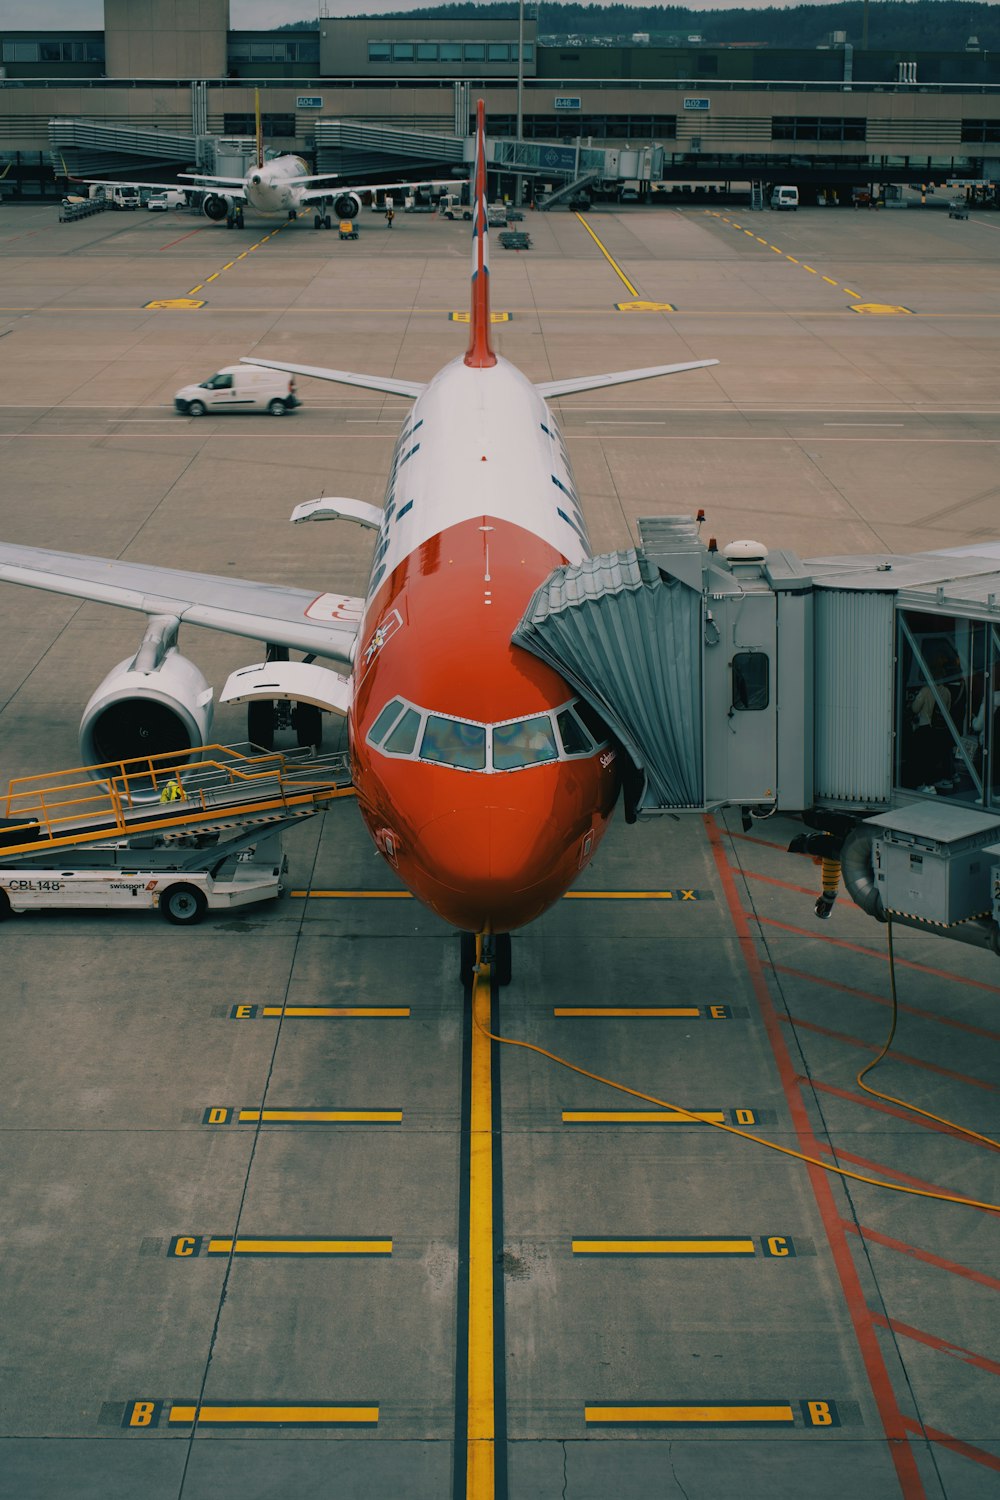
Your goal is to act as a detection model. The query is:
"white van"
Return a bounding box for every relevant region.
[147,189,186,211]
[174,365,300,418]
[770,185,799,211]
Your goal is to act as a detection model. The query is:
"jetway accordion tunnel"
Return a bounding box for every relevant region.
[513,515,1000,955]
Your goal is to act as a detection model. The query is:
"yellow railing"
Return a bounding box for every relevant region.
[2,743,350,848]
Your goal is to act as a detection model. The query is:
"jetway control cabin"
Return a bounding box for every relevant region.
[514,519,1000,947]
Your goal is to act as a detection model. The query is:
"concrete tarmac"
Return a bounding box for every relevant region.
[0,197,997,1499]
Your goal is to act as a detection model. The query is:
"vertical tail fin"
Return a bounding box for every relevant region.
[255,88,264,171]
[464,99,497,369]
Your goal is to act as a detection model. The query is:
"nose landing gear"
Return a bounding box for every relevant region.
[460,932,512,987]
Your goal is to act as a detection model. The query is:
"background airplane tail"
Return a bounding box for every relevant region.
[464,99,497,370]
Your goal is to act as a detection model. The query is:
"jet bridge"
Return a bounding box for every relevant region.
[513,516,1000,952]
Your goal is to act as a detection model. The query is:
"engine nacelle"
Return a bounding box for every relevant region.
[202,193,230,222]
[80,649,214,776]
[332,191,362,221]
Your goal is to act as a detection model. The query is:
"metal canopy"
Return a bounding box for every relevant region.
[513,550,703,812]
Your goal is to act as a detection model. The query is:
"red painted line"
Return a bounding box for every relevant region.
[158,226,209,250]
[773,965,1000,1043]
[844,1222,1000,1290]
[743,869,843,900]
[779,1013,995,1092]
[727,830,797,853]
[901,1416,1000,1473]
[806,1077,997,1150]
[755,915,1000,996]
[705,815,927,1498]
[814,1142,958,1197]
[873,1313,1000,1378]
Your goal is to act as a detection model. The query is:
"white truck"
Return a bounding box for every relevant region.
[0,834,286,925]
[174,364,300,418]
[769,185,799,211]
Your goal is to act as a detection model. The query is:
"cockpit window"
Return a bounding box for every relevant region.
[369,699,405,744]
[367,696,609,771]
[384,707,421,755]
[574,698,611,747]
[420,715,487,770]
[492,715,558,769]
[556,707,594,756]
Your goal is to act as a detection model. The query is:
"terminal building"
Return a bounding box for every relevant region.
[1,2,999,199]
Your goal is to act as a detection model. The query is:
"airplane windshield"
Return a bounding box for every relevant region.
[492,715,558,769]
[366,698,607,773]
[420,715,487,769]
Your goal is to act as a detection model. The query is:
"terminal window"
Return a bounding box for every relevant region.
[224,114,296,137]
[772,117,867,142]
[961,119,1000,142]
[3,39,104,63]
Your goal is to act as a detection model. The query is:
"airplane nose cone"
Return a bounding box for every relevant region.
[416,805,565,930]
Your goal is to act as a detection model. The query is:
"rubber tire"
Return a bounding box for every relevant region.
[460,932,477,987]
[293,702,323,750]
[161,883,207,926]
[268,399,287,417]
[248,699,276,751]
[315,215,322,228]
[495,932,512,987]
[463,211,472,221]
[0,890,11,922]
[324,215,332,230]
[187,400,206,417]
[226,215,234,227]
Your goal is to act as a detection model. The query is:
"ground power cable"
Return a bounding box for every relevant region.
[471,943,1000,1216]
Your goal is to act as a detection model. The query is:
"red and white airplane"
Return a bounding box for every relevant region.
[0,101,716,977]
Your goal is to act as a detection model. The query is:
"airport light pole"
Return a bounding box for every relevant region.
[516,0,525,205]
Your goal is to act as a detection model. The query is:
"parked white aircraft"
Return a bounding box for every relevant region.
[74,92,449,230]
[0,101,717,979]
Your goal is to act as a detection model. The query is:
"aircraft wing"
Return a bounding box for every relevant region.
[242,357,425,400]
[297,177,453,206]
[535,359,719,399]
[180,173,248,196]
[0,544,363,670]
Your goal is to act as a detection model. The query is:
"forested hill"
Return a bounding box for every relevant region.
[289,4,1000,53]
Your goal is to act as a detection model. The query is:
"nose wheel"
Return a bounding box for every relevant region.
[460,932,512,987]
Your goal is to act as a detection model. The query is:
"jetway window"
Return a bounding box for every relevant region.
[732,653,769,712]
[368,43,391,61]
[897,611,998,805]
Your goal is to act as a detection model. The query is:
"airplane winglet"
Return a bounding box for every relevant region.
[464,99,497,370]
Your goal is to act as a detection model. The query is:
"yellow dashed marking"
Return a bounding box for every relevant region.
[615,299,676,312]
[850,303,913,316]
[755,236,768,244]
[143,298,205,310]
[802,265,818,273]
[822,275,839,285]
[843,287,860,297]
[770,245,783,253]
[744,229,755,236]
[786,256,799,264]
[236,252,248,259]
[205,273,220,282]
[222,261,235,270]
[187,285,203,293]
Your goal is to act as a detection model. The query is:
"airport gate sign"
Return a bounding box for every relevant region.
[554,97,582,110]
[684,97,711,110]
[297,96,324,109]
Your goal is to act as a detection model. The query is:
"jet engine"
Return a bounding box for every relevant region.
[332,191,363,221]
[202,193,230,222]
[78,618,214,777]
